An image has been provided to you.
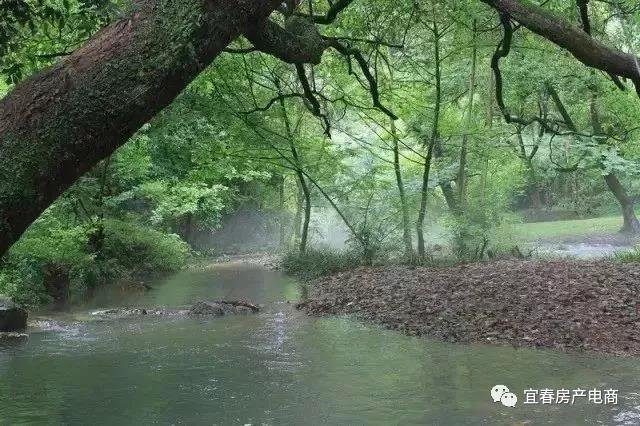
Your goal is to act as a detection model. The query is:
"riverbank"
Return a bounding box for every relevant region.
[299,260,640,356]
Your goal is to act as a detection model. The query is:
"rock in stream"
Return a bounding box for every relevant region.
[90,300,260,319]
[0,297,27,332]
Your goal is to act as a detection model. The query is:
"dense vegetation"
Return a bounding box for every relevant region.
[3,0,640,305]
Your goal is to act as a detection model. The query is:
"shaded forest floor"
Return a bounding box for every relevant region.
[299,260,640,356]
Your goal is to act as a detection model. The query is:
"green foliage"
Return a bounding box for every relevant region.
[0,216,190,307]
[5,0,640,308]
[614,247,640,263]
[281,248,361,281]
[1,0,124,83]
[100,219,191,275]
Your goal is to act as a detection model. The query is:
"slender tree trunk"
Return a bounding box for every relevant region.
[277,85,312,253]
[0,0,280,257]
[526,160,543,211]
[457,19,477,211]
[301,171,366,252]
[293,179,303,248]
[277,174,286,248]
[514,125,542,211]
[391,121,413,260]
[417,21,442,259]
[416,142,436,259]
[481,69,494,202]
[434,131,458,214]
[297,171,312,253]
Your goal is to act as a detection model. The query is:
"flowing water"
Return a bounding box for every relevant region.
[1,262,640,425]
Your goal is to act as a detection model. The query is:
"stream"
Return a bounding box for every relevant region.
[1,262,640,425]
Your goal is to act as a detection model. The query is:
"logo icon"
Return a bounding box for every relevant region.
[491,385,517,407]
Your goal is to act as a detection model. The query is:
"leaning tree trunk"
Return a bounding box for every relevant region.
[589,95,640,235]
[604,173,640,234]
[0,0,280,257]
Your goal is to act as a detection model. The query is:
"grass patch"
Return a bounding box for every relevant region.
[614,248,640,263]
[512,215,624,242]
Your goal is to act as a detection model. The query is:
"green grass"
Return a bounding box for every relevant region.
[512,215,624,242]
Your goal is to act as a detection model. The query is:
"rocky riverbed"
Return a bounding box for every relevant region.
[299,260,640,356]
[0,300,260,342]
[90,300,260,318]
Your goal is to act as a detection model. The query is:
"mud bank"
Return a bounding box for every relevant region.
[300,260,640,356]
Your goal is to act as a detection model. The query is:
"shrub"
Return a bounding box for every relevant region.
[614,247,640,263]
[281,247,360,281]
[101,219,191,275]
[0,219,93,306]
[0,218,191,307]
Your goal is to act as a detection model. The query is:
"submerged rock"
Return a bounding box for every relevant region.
[0,297,28,332]
[188,301,226,316]
[89,300,260,319]
[89,308,188,318]
[0,332,29,341]
[188,301,260,316]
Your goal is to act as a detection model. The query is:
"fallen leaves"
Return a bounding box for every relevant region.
[301,260,640,356]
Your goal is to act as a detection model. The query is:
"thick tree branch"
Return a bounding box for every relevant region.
[244,17,326,64]
[0,0,281,257]
[481,0,640,94]
[489,15,597,138]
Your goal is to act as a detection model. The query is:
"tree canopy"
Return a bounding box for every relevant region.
[3,0,640,303]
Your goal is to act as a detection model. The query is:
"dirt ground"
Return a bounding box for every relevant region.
[299,260,640,356]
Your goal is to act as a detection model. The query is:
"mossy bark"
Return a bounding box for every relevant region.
[0,0,279,257]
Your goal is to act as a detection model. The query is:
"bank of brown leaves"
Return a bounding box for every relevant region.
[300,260,640,356]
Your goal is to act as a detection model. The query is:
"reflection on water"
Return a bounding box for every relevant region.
[1,263,639,424]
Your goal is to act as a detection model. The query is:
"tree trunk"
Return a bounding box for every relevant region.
[549,83,640,235]
[0,0,280,257]
[457,19,477,211]
[276,83,312,254]
[297,171,312,254]
[526,162,544,211]
[391,121,413,260]
[589,95,640,234]
[416,142,436,259]
[278,175,286,249]
[440,180,459,214]
[604,173,640,234]
[480,0,640,85]
[417,21,442,260]
[181,213,194,246]
[292,179,303,248]
[589,93,640,234]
